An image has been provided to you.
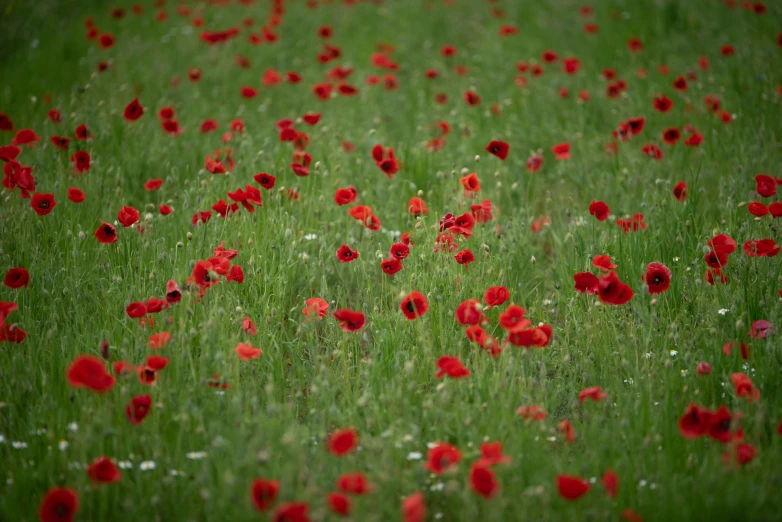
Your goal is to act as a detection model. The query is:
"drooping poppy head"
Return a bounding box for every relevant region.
[485,140,509,161]
[333,309,365,332]
[589,200,610,221]
[673,181,688,201]
[125,394,152,424]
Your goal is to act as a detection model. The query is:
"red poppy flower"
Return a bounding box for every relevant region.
[747,202,769,217]
[424,443,461,473]
[51,135,71,150]
[723,443,757,468]
[334,187,357,206]
[118,206,140,227]
[748,319,774,340]
[236,342,262,361]
[731,372,760,402]
[454,249,475,269]
[556,474,590,501]
[402,493,425,522]
[66,355,115,393]
[684,131,703,147]
[597,271,634,305]
[74,123,92,141]
[753,174,777,197]
[336,244,359,263]
[87,456,121,484]
[241,86,259,98]
[482,286,509,309]
[558,420,575,443]
[464,90,481,106]
[250,172,274,190]
[325,492,350,516]
[673,76,688,91]
[272,502,310,522]
[498,304,531,333]
[579,386,607,403]
[401,291,428,320]
[336,472,371,495]
[144,179,163,191]
[302,298,328,321]
[125,394,152,424]
[574,272,600,294]
[69,150,91,174]
[31,192,56,216]
[455,299,487,325]
[707,406,736,443]
[0,112,13,132]
[485,140,509,161]
[517,405,547,421]
[4,268,29,289]
[601,469,618,498]
[62,187,84,204]
[671,181,688,201]
[507,325,552,348]
[327,428,358,456]
[653,94,673,113]
[743,239,781,257]
[39,487,79,522]
[94,222,117,244]
[662,127,680,146]
[147,331,172,350]
[250,478,280,512]
[123,98,145,122]
[333,309,365,332]
[588,200,610,221]
[642,262,671,294]
[592,255,616,271]
[551,142,571,160]
[469,463,499,498]
[380,257,403,275]
[436,356,470,379]
[12,129,40,147]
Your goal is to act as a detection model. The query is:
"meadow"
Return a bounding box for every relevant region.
[1,0,781,521]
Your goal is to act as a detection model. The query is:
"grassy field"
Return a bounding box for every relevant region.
[1,0,781,520]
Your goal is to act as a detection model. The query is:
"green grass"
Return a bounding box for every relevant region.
[1,0,782,520]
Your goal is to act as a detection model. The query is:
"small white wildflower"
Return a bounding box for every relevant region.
[303,234,318,240]
[404,435,415,443]
[380,430,392,439]
[118,460,133,469]
[140,461,156,471]
[169,470,186,477]
[638,479,648,488]
[681,370,688,377]
[589,477,597,484]
[406,452,423,461]
[430,482,445,492]
[546,436,557,442]
[673,257,680,262]
[645,352,652,359]
[186,451,208,460]
[35,428,47,436]
[670,350,678,357]
[0,435,5,444]
[718,308,728,316]
[67,422,79,432]
[624,378,634,385]
[12,441,27,449]
[425,441,437,448]
[58,440,69,451]
[435,513,444,520]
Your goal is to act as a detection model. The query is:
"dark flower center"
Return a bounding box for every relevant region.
[653,275,664,285]
[56,504,69,517]
[405,301,416,313]
[39,201,49,209]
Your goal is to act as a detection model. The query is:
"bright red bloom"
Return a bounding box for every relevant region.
[87,456,121,484]
[707,406,736,443]
[436,356,470,379]
[327,493,351,516]
[579,386,607,403]
[148,332,172,350]
[642,262,671,294]
[94,222,117,244]
[125,394,152,424]
[464,90,481,106]
[562,57,581,74]
[381,257,403,275]
[653,94,673,113]
[328,428,358,456]
[66,355,115,393]
[589,200,610,221]
[31,192,57,216]
[455,299,486,326]
[592,255,616,271]
[601,469,619,498]
[743,239,781,257]
[526,154,543,173]
[498,304,531,333]
[250,479,280,512]
[469,463,499,498]
[126,301,147,319]
[748,319,774,340]
[696,361,712,375]
[118,206,140,227]
[401,291,428,320]
[336,472,371,495]
[557,474,590,501]
[302,298,328,321]
[747,202,769,217]
[454,249,475,269]
[558,420,575,443]
[333,309,365,332]
[641,143,663,160]
[12,129,40,147]
[424,443,461,473]
[551,142,571,160]
[679,403,712,439]
[334,187,357,206]
[70,151,91,174]
[4,268,29,289]
[485,140,509,161]
[574,272,600,294]
[39,488,79,522]
[597,271,634,305]
[236,342,262,361]
[123,98,145,122]
[272,502,310,522]
[242,317,257,336]
[336,244,359,263]
[673,181,688,201]
[402,492,425,522]
[144,179,163,191]
[755,174,777,197]
[731,372,760,401]
[483,286,510,308]
[662,127,681,145]
[723,443,757,468]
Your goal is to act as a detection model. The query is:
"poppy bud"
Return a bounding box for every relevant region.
[475,155,480,162]
[186,232,193,240]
